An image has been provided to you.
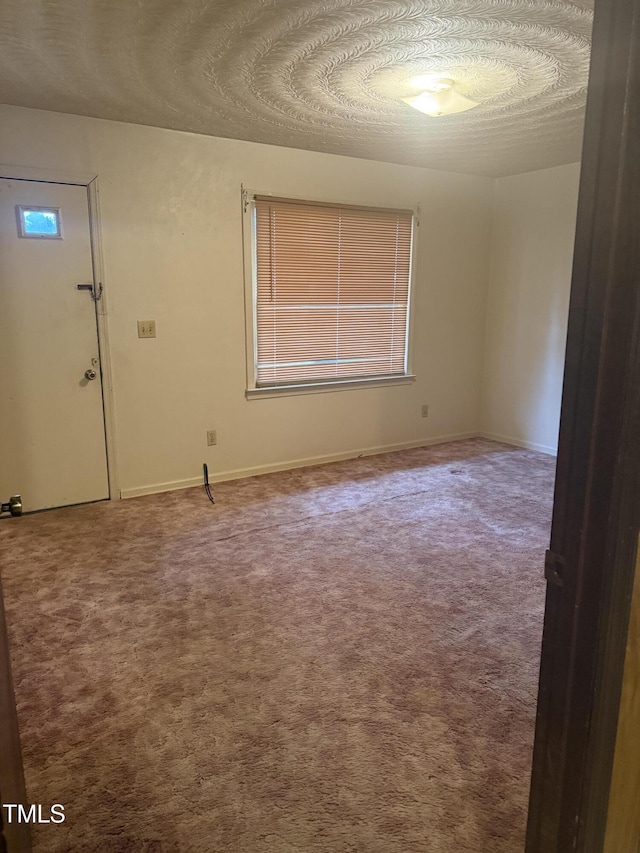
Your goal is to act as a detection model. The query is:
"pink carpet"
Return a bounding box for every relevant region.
[0,438,553,852]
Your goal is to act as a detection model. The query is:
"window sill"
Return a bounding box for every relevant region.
[246,374,416,399]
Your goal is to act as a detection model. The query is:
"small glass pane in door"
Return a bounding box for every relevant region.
[16,206,62,239]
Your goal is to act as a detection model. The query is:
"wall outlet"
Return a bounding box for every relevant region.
[207,430,217,446]
[422,404,429,418]
[137,320,156,338]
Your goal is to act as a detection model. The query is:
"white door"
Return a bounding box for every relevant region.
[0,178,109,512]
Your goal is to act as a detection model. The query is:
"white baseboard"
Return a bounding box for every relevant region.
[119,431,477,499]
[479,431,557,457]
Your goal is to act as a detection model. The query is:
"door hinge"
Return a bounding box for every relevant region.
[545,549,565,588]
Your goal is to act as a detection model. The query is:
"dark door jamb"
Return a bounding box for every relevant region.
[0,580,31,852]
[526,0,640,849]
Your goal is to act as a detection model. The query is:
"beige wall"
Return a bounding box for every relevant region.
[481,163,581,454]
[0,104,493,496]
[604,538,640,853]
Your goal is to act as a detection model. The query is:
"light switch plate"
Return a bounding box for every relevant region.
[137,320,156,338]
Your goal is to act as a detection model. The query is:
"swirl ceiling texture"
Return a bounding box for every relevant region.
[0,0,593,177]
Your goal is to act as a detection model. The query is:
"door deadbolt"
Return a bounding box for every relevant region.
[84,368,97,381]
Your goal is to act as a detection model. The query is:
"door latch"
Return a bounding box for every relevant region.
[76,282,103,301]
[545,549,565,588]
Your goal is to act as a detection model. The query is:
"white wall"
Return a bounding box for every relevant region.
[481,163,581,455]
[0,104,493,496]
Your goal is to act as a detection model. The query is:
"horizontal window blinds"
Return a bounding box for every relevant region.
[254,198,413,386]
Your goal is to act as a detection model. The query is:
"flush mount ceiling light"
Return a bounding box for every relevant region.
[401,76,479,117]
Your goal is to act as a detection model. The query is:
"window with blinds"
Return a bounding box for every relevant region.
[252,196,413,388]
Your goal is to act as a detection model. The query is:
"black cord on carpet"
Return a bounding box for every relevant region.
[203,463,215,504]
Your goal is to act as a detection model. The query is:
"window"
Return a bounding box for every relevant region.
[16,206,62,239]
[245,194,414,393]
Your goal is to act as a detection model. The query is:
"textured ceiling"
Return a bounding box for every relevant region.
[0,0,593,177]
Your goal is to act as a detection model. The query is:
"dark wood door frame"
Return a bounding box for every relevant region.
[0,580,31,852]
[526,0,640,850]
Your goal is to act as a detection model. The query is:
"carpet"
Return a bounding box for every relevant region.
[0,439,554,852]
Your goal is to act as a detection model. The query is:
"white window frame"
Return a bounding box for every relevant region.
[241,187,418,399]
[16,204,63,239]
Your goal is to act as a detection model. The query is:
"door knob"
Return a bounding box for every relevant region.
[84,368,97,381]
[1,495,22,517]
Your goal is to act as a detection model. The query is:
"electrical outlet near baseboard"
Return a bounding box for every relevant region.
[422,404,429,418]
[207,430,217,446]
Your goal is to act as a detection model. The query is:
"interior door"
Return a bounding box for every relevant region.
[0,178,109,512]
